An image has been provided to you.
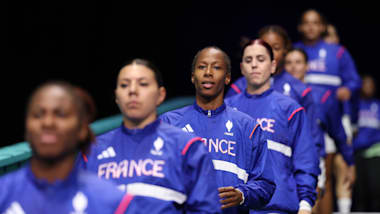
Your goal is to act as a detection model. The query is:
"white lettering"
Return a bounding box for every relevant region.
[98,163,107,177]
[105,162,117,179]
[153,160,165,178]
[228,141,236,156]
[257,118,275,133]
[203,138,236,157]
[118,160,128,178]
[219,139,228,154]
[97,159,165,179]
[142,159,153,176]
[129,160,141,177]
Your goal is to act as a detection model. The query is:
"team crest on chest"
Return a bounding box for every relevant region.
[151,137,164,156]
[283,83,291,96]
[319,48,327,58]
[224,120,234,136]
[71,192,88,214]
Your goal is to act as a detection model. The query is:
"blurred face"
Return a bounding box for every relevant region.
[115,64,165,125]
[26,86,86,161]
[285,50,308,81]
[362,76,376,98]
[192,48,230,99]
[324,25,340,44]
[299,10,326,42]
[261,32,287,66]
[241,44,276,90]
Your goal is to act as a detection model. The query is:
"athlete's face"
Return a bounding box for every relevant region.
[241,44,276,89]
[261,32,287,66]
[299,10,326,42]
[26,86,86,161]
[192,48,230,99]
[285,50,308,81]
[115,64,165,124]
[361,76,376,98]
[324,25,340,44]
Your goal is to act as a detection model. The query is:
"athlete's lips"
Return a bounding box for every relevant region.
[248,72,261,77]
[40,133,58,144]
[126,101,140,108]
[201,81,215,89]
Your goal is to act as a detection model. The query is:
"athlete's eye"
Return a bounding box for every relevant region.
[257,56,266,62]
[198,65,207,70]
[140,82,149,87]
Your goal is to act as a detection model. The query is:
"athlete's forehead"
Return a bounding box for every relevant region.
[243,44,270,58]
[196,48,225,63]
[118,64,156,81]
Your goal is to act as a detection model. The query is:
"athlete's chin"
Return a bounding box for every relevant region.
[198,89,222,100]
[247,78,263,86]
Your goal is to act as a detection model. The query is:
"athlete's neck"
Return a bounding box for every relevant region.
[30,154,76,183]
[246,81,271,95]
[123,113,157,129]
[303,38,320,46]
[196,92,224,110]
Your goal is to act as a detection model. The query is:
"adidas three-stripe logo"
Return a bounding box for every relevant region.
[182,124,194,133]
[97,146,116,160]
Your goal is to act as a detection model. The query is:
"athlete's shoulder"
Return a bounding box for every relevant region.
[272,90,304,113]
[157,121,200,146]
[225,105,255,123]
[158,122,205,157]
[233,76,246,86]
[91,126,123,152]
[160,105,193,122]
[285,72,308,89]
[0,165,27,186]
[225,90,245,103]
[96,126,123,142]
[321,41,342,52]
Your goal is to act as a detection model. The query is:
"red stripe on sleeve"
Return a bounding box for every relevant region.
[301,87,312,97]
[181,137,202,155]
[321,90,332,104]
[336,47,345,59]
[82,153,88,163]
[114,194,134,214]
[230,83,242,94]
[249,124,260,139]
[288,107,305,121]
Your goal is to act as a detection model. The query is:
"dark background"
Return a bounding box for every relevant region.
[4,1,380,147]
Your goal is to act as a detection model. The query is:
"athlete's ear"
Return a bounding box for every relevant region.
[78,122,89,142]
[271,60,277,75]
[115,89,119,104]
[156,86,166,106]
[225,72,231,85]
[191,72,195,84]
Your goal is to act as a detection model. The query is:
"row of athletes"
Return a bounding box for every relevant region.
[2,8,375,214]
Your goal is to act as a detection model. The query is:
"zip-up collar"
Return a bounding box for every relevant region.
[26,162,79,190]
[302,39,324,49]
[244,88,274,99]
[121,119,160,136]
[193,102,226,118]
